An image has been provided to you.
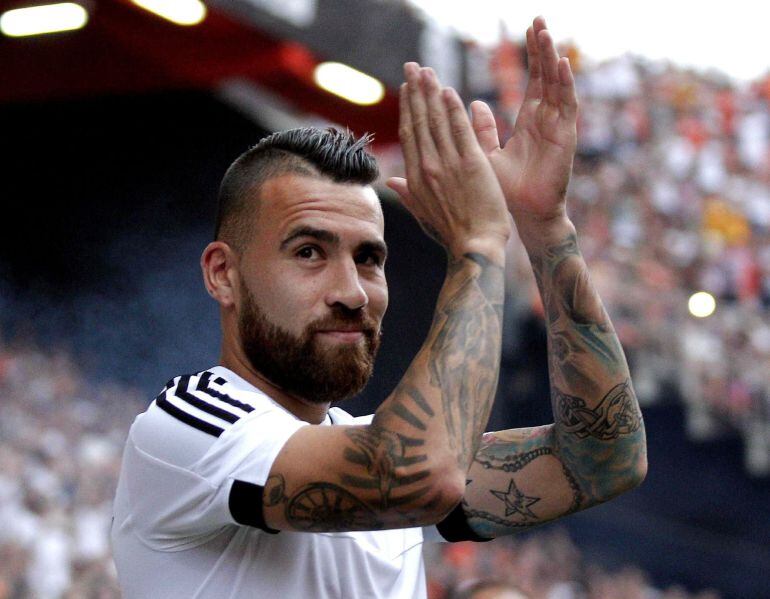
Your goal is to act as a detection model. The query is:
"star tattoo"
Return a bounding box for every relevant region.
[490,479,541,520]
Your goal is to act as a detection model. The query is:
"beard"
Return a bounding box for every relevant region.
[237,281,381,405]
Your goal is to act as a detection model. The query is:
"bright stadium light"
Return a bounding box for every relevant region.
[688,291,717,318]
[0,2,88,37]
[131,0,206,26]
[313,62,385,106]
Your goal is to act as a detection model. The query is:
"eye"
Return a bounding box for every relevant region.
[296,245,323,261]
[356,250,384,268]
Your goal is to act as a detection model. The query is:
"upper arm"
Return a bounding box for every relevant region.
[261,423,462,533]
[461,425,585,539]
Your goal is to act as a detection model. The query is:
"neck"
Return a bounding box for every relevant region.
[219,345,331,425]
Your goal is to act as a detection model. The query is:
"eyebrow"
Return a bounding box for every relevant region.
[280,225,388,257]
[280,226,339,250]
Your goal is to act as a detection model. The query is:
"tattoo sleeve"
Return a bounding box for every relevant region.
[459,224,646,539]
[270,249,507,532]
[422,252,505,469]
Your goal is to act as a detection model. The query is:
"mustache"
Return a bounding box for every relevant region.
[307,311,379,337]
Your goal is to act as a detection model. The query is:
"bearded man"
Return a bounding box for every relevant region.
[111,17,646,599]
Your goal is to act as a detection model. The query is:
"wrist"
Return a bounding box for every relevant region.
[449,234,508,267]
[513,211,576,251]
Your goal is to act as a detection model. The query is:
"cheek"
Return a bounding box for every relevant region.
[366,278,389,320]
[250,275,322,331]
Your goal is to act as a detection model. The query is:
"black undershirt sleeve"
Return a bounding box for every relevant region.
[435,502,493,543]
[229,480,280,534]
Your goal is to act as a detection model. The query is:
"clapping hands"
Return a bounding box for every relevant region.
[388,16,577,237]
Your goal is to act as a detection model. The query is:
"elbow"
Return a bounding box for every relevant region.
[627,449,648,490]
[437,465,467,511]
[625,430,648,490]
[571,430,647,504]
[613,457,647,498]
[633,450,648,486]
[603,440,648,500]
[415,461,466,525]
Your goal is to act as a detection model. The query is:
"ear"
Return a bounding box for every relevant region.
[201,241,239,308]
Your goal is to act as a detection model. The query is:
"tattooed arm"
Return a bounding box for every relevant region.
[455,17,646,539]
[263,62,511,533]
[460,222,646,538]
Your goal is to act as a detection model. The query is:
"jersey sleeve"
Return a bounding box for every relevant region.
[122,374,308,551]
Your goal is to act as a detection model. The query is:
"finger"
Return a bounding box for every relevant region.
[523,25,543,103]
[558,57,578,119]
[422,67,459,160]
[537,28,561,107]
[398,82,421,187]
[442,87,477,156]
[470,100,500,153]
[532,15,547,42]
[385,177,414,204]
[404,62,439,161]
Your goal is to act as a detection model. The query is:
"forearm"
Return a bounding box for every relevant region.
[521,216,647,500]
[458,425,576,538]
[371,245,505,504]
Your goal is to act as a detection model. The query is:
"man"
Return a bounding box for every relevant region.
[111,17,646,598]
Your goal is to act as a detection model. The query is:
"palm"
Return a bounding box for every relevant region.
[473,18,577,222]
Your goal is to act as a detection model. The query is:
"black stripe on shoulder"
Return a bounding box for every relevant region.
[197,372,255,414]
[156,390,225,437]
[173,375,240,424]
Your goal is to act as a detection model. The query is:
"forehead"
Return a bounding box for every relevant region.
[256,174,384,240]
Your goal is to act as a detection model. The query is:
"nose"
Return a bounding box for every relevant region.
[325,259,368,311]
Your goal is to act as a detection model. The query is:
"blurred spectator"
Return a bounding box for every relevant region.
[451,578,530,599]
[0,341,136,598]
[424,529,722,599]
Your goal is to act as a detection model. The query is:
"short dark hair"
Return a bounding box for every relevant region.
[214,127,379,251]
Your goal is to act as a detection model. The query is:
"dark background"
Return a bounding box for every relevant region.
[2,91,769,598]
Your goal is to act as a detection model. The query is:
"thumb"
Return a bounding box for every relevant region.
[470,100,501,154]
[385,177,414,204]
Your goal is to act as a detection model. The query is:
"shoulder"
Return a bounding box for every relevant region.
[156,370,269,437]
[132,368,297,468]
[328,407,374,426]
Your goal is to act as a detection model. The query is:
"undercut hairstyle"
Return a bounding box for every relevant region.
[214,127,379,251]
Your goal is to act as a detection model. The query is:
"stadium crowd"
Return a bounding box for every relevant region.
[0,343,132,598]
[423,528,721,599]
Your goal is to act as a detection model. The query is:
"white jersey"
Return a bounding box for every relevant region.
[111,366,440,599]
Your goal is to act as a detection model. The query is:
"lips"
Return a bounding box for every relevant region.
[317,330,365,342]
[314,322,375,344]
[316,326,365,333]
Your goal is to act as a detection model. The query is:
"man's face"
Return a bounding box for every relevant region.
[235,173,388,404]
